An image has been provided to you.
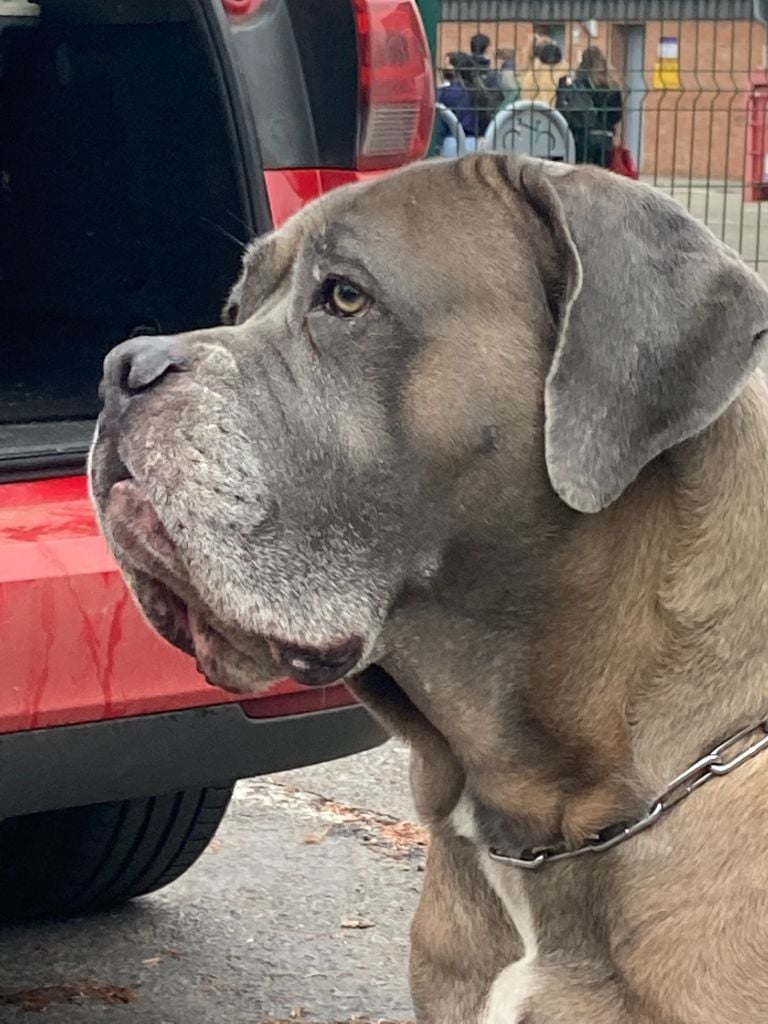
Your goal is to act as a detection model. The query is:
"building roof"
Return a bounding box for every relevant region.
[441,0,759,20]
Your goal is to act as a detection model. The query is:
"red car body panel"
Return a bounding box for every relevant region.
[0,475,356,734]
[262,168,383,227]
[0,169,378,736]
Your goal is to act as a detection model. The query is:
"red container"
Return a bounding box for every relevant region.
[745,71,768,201]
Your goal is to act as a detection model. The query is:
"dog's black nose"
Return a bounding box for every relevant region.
[270,635,364,687]
[102,335,188,400]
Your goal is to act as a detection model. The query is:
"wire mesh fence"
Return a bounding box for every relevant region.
[431,0,768,279]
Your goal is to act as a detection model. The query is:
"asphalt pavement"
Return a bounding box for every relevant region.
[0,740,422,1024]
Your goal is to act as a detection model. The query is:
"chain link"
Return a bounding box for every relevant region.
[489,716,768,870]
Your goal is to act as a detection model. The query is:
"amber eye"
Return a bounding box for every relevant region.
[323,277,370,318]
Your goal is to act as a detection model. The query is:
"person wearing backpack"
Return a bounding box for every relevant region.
[468,32,505,137]
[556,46,623,167]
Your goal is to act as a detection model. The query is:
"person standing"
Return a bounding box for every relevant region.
[468,32,504,137]
[437,52,479,157]
[470,31,492,69]
[559,46,624,167]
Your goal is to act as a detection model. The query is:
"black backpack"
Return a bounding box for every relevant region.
[555,75,598,134]
[471,66,505,133]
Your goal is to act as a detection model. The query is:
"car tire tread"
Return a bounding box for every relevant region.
[0,784,234,923]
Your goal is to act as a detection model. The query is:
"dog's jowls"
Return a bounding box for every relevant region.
[90,155,768,1023]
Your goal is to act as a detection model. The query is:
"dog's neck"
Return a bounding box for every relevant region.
[628,373,768,789]
[372,373,768,847]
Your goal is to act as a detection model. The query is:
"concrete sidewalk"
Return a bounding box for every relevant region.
[644,175,768,281]
[0,741,420,1024]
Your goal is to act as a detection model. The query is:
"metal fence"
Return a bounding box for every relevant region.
[430,0,768,278]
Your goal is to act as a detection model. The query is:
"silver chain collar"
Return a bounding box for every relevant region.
[488,715,768,870]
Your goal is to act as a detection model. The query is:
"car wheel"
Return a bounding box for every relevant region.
[0,784,234,923]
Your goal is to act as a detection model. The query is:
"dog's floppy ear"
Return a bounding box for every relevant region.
[515,158,768,514]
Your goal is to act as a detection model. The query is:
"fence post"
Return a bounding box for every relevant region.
[418,0,438,62]
[417,0,439,156]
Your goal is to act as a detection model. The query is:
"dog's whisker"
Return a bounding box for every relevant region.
[199,217,247,251]
[224,208,255,238]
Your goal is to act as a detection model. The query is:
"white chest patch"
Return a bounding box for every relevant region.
[449,793,539,1024]
[481,959,538,1023]
[480,858,539,1023]
[449,791,479,842]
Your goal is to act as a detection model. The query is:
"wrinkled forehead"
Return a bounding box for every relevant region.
[243,163,471,280]
[236,158,540,318]
[296,159,461,252]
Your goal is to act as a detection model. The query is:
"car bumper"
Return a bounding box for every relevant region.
[0,701,388,818]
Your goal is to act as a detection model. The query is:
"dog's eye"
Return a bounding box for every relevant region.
[321,277,371,318]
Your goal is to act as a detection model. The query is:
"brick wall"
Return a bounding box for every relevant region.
[438,18,766,179]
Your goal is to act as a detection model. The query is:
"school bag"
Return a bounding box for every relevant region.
[471,65,505,134]
[555,75,599,134]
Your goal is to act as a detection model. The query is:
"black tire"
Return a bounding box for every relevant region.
[0,784,234,923]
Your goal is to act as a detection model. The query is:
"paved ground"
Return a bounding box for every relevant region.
[0,740,422,1024]
[640,176,768,283]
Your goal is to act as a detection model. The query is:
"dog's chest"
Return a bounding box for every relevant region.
[450,794,539,1023]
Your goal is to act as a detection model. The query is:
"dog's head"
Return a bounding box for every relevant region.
[89,156,768,694]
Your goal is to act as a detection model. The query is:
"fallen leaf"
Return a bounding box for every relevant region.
[141,948,182,967]
[302,831,327,845]
[375,821,429,849]
[0,981,138,1012]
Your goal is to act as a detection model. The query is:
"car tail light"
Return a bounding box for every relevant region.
[353,0,435,171]
[221,0,263,17]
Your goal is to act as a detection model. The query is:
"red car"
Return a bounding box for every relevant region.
[0,0,433,922]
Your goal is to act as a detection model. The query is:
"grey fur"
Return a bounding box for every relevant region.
[89,152,768,688]
[89,154,768,1021]
[523,161,768,512]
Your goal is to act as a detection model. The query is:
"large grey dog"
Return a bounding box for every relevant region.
[90,155,768,1023]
